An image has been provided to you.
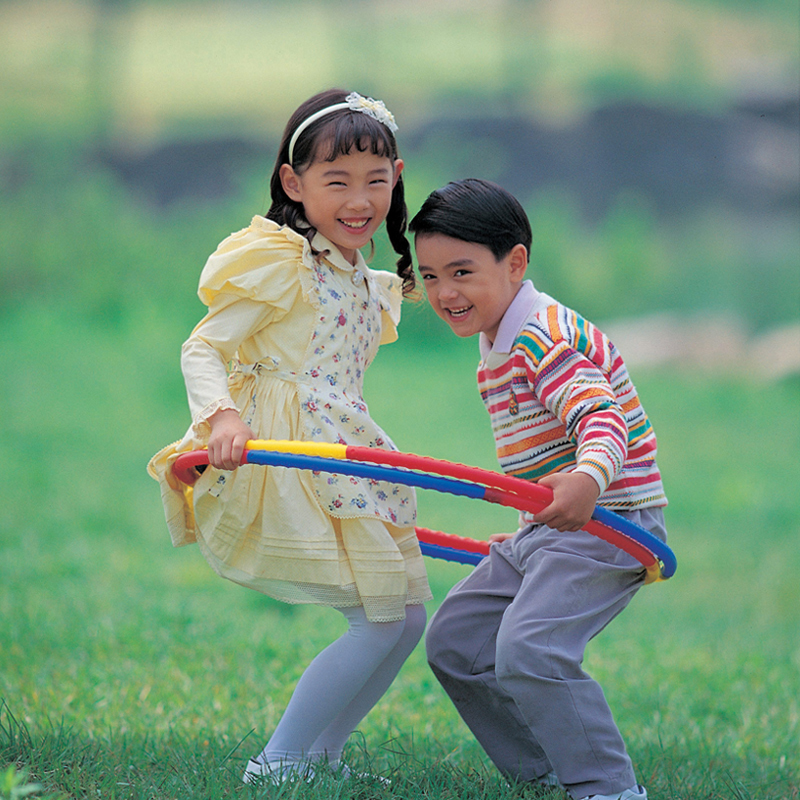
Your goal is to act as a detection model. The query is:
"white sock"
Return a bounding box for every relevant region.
[258,605,425,764]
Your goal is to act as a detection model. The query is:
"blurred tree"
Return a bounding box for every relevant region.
[87,0,131,146]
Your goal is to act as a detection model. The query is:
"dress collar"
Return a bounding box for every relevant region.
[310,231,368,275]
[250,217,369,279]
[479,280,539,359]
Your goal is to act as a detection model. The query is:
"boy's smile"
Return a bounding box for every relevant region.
[415,234,528,342]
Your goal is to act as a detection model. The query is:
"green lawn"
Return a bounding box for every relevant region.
[1,302,798,799]
[1,2,798,790]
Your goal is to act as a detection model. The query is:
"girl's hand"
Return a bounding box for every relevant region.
[535,472,601,532]
[206,409,254,471]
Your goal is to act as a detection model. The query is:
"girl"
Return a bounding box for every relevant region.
[147,89,432,783]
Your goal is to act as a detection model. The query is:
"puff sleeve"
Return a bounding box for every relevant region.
[370,268,404,345]
[181,218,308,429]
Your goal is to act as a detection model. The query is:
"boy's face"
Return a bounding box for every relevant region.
[415,234,527,342]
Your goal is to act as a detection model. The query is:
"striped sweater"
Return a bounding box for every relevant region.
[477,283,666,517]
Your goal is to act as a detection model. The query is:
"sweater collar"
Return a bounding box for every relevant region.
[479,280,538,359]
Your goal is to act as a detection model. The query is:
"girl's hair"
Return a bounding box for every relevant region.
[409,178,532,262]
[266,88,415,295]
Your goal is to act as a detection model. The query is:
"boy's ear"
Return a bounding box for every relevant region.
[279,164,303,202]
[508,243,528,282]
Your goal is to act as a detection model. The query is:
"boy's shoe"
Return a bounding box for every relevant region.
[581,785,647,800]
[242,757,314,785]
[537,771,563,788]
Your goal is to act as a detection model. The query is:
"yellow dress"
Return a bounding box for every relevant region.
[148,217,431,622]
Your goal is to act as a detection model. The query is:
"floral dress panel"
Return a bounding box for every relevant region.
[296,251,413,523]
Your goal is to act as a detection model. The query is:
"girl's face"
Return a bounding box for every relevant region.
[280,148,403,265]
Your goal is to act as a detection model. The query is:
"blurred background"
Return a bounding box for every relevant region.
[2,0,798,338]
[2,0,798,533]
[1,1,799,793]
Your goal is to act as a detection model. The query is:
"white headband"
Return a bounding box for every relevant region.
[287,92,399,164]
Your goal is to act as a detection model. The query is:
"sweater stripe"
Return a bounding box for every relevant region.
[478,300,666,516]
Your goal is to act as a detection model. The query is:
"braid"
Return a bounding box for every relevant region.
[386,174,415,296]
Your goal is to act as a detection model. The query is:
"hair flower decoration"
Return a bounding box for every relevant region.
[288,91,399,162]
[345,92,399,134]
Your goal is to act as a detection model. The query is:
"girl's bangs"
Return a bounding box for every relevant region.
[310,113,395,163]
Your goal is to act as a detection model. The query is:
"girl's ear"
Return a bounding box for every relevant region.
[508,243,528,282]
[392,159,404,188]
[279,164,303,202]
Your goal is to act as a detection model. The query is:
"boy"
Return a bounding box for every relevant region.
[409,179,668,800]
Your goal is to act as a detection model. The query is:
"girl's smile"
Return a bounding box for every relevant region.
[280,150,403,265]
[415,235,528,342]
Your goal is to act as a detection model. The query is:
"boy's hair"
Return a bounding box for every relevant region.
[266,88,414,295]
[409,178,531,262]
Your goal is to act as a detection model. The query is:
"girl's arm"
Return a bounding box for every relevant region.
[181,296,267,420]
[181,295,267,468]
[207,408,254,471]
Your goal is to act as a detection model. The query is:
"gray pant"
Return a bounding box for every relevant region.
[426,508,667,799]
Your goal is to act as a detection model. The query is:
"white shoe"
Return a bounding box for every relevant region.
[333,762,391,786]
[241,757,314,785]
[582,785,647,800]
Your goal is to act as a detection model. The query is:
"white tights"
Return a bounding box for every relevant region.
[258,604,427,767]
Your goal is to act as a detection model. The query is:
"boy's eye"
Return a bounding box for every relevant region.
[454,269,471,277]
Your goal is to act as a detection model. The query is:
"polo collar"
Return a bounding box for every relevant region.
[479,280,539,359]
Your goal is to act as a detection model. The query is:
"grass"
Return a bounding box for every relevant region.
[1,7,798,787]
[1,299,799,798]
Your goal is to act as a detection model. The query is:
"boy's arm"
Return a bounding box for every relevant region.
[488,472,600,540]
[488,531,518,544]
[535,471,601,532]
[525,336,627,530]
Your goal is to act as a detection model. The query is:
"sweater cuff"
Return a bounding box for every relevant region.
[573,462,611,497]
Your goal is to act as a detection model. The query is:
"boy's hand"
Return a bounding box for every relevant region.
[207,408,254,471]
[488,532,517,544]
[535,472,601,532]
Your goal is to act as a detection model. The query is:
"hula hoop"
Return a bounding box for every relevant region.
[416,527,489,566]
[172,440,675,583]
